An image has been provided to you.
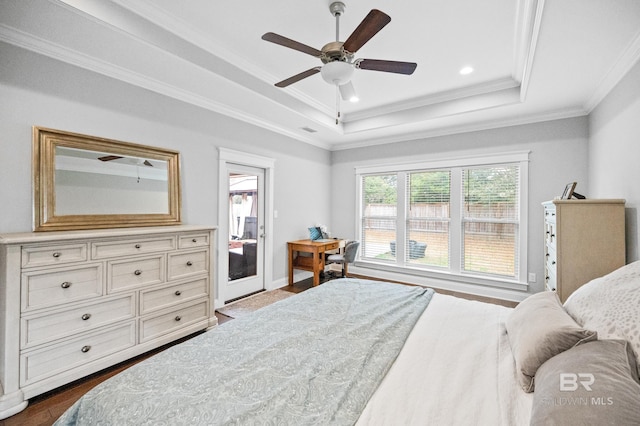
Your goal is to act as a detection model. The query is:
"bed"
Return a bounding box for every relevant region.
[55,263,640,425]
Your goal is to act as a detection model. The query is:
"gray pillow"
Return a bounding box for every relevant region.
[506,291,597,392]
[530,339,640,426]
[564,260,640,375]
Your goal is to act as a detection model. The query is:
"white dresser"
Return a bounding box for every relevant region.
[542,199,625,302]
[0,225,217,419]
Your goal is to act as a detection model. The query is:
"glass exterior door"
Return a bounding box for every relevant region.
[225,165,265,301]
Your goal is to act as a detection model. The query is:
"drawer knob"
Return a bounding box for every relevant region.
[192,238,197,243]
[552,261,556,265]
[81,345,91,353]
[135,244,141,249]
[186,261,193,266]
[81,313,92,321]
[174,315,182,322]
[52,252,61,258]
[61,281,72,289]
[134,269,142,276]
[175,290,182,296]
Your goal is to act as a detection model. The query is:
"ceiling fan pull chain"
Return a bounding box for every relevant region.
[335,84,341,125]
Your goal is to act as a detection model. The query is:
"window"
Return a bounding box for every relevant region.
[357,152,528,285]
[361,174,397,260]
[407,170,450,268]
[461,165,519,277]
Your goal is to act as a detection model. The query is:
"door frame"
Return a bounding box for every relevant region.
[217,147,275,308]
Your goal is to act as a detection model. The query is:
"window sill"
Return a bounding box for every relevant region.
[351,260,530,302]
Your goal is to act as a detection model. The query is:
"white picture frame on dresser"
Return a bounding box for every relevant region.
[0,225,216,419]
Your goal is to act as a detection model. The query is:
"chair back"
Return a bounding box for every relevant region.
[343,241,360,263]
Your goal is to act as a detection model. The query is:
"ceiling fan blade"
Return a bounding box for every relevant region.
[98,155,122,162]
[343,9,391,54]
[339,81,359,102]
[275,67,321,88]
[356,59,417,75]
[262,32,322,57]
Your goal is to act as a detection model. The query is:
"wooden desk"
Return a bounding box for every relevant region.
[288,239,345,286]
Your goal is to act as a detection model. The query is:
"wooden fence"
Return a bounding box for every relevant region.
[364,203,517,235]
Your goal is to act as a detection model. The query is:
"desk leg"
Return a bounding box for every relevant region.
[312,249,320,286]
[288,246,294,285]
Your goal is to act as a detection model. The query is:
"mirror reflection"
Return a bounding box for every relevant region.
[55,147,169,215]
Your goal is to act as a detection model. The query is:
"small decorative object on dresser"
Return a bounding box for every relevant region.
[0,225,216,419]
[542,199,625,302]
[560,182,577,199]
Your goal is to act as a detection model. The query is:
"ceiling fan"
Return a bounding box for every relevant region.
[262,2,417,123]
[98,155,153,167]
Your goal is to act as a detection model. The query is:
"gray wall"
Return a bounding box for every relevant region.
[0,44,332,285]
[589,59,640,263]
[330,117,590,297]
[4,38,639,299]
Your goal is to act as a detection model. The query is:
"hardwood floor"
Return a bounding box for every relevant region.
[0,274,516,425]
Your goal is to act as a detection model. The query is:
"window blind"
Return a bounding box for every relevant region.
[406,171,450,267]
[461,165,519,278]
[361,174,397,260]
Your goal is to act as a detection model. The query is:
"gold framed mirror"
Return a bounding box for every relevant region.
[33,127,181,231]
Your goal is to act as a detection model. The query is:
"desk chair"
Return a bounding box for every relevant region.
[327,241,360,278]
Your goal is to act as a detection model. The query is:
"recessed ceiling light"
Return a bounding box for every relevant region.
[459,66,474,75]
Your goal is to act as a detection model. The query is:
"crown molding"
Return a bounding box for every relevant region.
[584,29,640,112]
[0,23,332,150]
[330,106,587,151]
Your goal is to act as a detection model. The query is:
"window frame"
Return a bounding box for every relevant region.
[355,151,529,289]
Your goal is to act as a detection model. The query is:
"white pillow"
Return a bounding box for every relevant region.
[564,260,640,372]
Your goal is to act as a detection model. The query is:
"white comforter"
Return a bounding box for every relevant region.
[357,293,533,425]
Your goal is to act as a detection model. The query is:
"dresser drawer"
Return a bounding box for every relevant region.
[22,295,136,349]
[140,300,208,343]
[20,321,136,386]
[22,264,103,312]
[545,245,557,275]
[91,236,175,259]
[544,207,557,224]
[21,243,87,268]
[178,233,211,249]
[108,255,165,292]
[168,249,209,280]
[545,221,556,248]
[140,278,208,314]
[545,268,557,292]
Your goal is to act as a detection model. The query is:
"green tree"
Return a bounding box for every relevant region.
[363,175,397,204]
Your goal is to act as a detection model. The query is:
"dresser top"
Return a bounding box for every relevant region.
[0,225,217,245]
[542,199,626,206]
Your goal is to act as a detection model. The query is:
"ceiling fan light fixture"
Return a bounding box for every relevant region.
[321,61,354,85]
[339,81,359,102]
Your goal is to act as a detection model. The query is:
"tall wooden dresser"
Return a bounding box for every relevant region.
[543,199,625,302]
[0,225,216,419]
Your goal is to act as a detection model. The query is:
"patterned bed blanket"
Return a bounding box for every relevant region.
[55,279,434,425]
